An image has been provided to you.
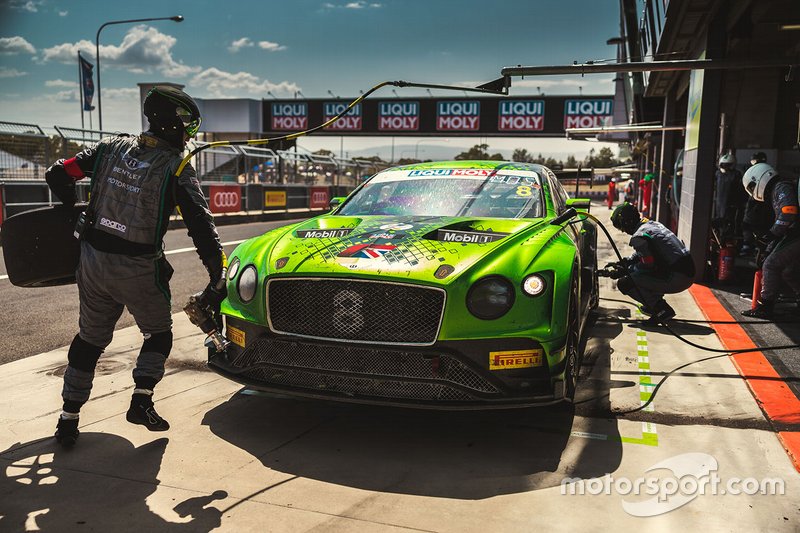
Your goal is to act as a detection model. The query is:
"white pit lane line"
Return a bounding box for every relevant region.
[0,239,248,281]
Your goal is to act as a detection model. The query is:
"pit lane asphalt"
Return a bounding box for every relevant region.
[0,219,306,365]
[2,204,799,531]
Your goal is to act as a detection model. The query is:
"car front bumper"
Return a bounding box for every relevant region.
[208,316,569,409]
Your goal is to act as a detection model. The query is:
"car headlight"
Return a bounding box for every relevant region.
[467,276,515,320]
[522,274,546,296]
[237,265,258,302]
[227,258,240,280]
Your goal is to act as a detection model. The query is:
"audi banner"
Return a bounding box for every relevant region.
[309,186,330,209]
[209,184,242,214]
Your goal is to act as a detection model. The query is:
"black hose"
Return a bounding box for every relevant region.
[582,210,800,353]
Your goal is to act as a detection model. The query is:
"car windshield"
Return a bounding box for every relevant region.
[337,169,545,218]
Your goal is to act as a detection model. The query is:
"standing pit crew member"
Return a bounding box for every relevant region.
[45,86,227,447]
[740,163,800,318]
[610,202,696,323]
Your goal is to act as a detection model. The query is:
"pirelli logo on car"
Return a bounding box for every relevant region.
[437,229,507,244]
[489,349,543,370]
[226,325,246,348]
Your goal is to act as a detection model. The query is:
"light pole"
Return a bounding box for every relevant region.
[415,138,449,160]
[96,15,183,131]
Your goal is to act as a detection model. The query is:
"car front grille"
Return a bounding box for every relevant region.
[229,338,502,402]
[267,278,445,345]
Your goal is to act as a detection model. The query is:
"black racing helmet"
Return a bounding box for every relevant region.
[143,85,201,138]
[611,202,641,234]
[750,152,767,166]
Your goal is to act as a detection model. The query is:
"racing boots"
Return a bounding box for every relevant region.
[741,300,774,319]
[55,415,79,447]
[642,299,676,325]
[126,393,170,431]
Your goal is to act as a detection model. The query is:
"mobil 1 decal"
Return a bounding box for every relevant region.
[324,102,362,131]
[498,100,544,132]
[379,101,419,131]
[563,99,614,129]
[272,102,308,130]
[437,100,480,131]
[436,229,508,244]
[296,228,353,238]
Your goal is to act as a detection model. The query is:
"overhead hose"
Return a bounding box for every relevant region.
[580,210,800,354]
[173,79,506,178]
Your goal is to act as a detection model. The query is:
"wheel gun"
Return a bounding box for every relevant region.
[183,271,230,353]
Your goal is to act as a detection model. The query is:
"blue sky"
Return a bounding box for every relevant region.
[0,0,621,159]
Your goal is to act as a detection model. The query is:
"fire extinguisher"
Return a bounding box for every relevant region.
[751,269,763,310]
[717,244,736,282]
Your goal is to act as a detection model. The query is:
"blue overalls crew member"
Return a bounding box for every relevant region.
[740,163,800,318]
[45,86,227,446]
[610,202,696,323]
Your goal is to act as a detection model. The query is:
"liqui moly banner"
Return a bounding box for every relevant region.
[323,102,362,131]
[209,184,242,214]
[564,99,614,129]
[437,100,480,131]
[272,102,308,130]
[498,100,544,132]
[378,101,419,131]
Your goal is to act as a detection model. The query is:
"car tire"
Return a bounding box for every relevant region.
[563,270,582,402]
[1,204,84,287]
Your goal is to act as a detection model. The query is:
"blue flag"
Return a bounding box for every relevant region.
[79,54,95,111]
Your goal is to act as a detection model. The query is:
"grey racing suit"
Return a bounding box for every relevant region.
[46,133,224,410]
[618,219,696,309]
[759,179,800,302]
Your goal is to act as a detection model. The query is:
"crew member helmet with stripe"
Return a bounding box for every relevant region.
[611,202,641,234]
[741,162,778,202]
[143,85,201,138]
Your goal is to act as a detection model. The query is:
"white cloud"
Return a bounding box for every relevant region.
[228,37,254,53]
[45,79,74,87]
[104,88,139,99]
[323,1,381,8]
[47,90,77,103]
[0,36,36,55]
[0,67,27,78]
[41,25,199,77]
[189,67,299,98]
[9,0,41,12]
[59,10,68,16]
[258,40,287,52]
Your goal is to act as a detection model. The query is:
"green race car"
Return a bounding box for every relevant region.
[211,161,598,408]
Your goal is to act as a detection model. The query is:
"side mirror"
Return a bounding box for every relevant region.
[329,196,345,210]
[550,207,578,226]
[566,198,591,211]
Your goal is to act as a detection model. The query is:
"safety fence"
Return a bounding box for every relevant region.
[0,181,355,225]
[0,121,389,185]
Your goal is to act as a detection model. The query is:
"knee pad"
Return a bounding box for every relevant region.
[67,334,104,372]
[141,330,173,358]
[617,276,635,296]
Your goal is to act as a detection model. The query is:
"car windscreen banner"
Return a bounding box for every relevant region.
[263,95,613,137]
[209,184,242,214]
[309,186,330,209]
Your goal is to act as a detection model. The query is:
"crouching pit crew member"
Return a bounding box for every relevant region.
[45,86,227,446]
[740,163,800,318]
[608,202,696,324]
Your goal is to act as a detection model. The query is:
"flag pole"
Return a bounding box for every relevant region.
[78,51,85,130]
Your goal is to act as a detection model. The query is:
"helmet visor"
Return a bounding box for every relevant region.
[176,107,201,137]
